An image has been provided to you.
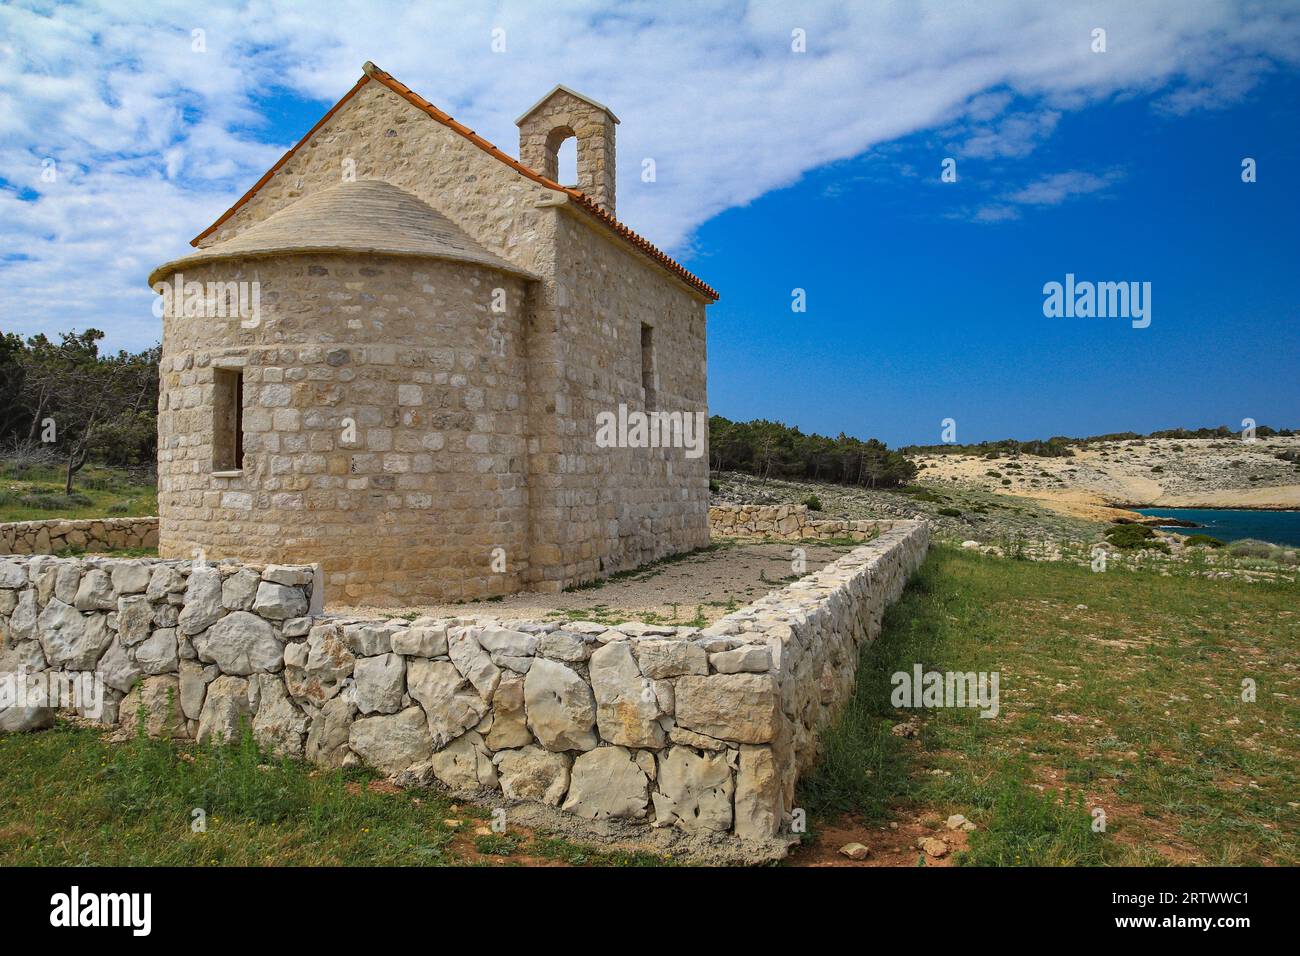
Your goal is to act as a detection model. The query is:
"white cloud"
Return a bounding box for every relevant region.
[2,0,1298,349]
[1001,169,1125,205]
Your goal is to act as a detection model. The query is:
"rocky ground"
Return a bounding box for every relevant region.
[712,471,1102,549]
[712,435,1300,584]
[912,435,1300,521]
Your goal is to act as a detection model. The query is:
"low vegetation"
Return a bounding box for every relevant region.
[903,423,1296,458]
[799,545,1299,865]
[0,723,658,866]
[1103,523,1169,552]
[0,460,157,523]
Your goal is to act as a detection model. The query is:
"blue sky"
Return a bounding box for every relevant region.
[2,1,1298,447]
[699,72,1300,445]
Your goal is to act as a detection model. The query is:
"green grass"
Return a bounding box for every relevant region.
[5,541,1295,867]
[799,544,1299,866]
[0,461,157,523]
[0,724,658,866]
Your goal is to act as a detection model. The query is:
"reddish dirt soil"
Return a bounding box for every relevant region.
[787,813,971,867]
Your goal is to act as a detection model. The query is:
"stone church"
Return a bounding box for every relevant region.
[149,62,717,606]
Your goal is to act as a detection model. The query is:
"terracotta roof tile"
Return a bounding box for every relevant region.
[191,63,718,301]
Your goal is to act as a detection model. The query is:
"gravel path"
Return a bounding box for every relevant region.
[337,540,858,624]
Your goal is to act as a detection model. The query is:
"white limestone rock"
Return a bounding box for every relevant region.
[708,645,771,674]
[192,611,283,675]
[562,746,649,820]
[109,561,153,596]
[251,674,308,758]
[477,627,537,658]
[0,674,54,733]
[342,621,398,656]
[196,674,252,744]
[447,628,500,700]
[96,637,142,694]
[73,569,117,611]
[135,627,179,675]
[262,565,312,587]
[429,730,498,792]
[252,581,308,621]
[348,706,432,775]
[391,624,447,657]
[633,639,708,679]
[306,696,357,767]
[37,601,113,670]
[733,744,782,840]
[54,562,81,604]
[406,658,486,747]
[121,674,189,739]
[0,560,27,589]
[484,676,532,751]
[178,659,218,720]
[674,673,780,744]
[616,622,677,638]
[8,590,38,641]
[116,594,154,646]
[538,631,591,663]
[353,652,406,715]
[221,568,261,611]
[523,658,597,752]
[589,641,665,748]
[178,567,224,635]
[0,638,46,675]
[145,565,185,601]
[291,623,355,705]
[494,746,570,805]
[652,746,734,832]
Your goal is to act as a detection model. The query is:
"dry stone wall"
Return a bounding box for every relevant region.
[1,520,927,851]
[0,517,159,556]
[709,503,893,541]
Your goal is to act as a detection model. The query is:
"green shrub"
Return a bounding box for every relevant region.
[937,507,962,518]
[1227,538,1279,559]
[1184,534,1224,548]
[16,491,94,511]
[802,494,822,511]
[986,470,1002,478]
[1104,524,1169,552]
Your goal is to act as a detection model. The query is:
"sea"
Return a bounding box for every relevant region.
[1135,508,1300,548]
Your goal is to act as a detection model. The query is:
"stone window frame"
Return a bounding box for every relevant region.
[640,322,657,412]
[211,360,247,477]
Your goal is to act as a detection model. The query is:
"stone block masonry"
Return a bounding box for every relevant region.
[0,517,159,556]
[0,520,928,854]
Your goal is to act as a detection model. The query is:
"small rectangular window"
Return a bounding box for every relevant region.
[213,368,244,472]
[640,323,656,411]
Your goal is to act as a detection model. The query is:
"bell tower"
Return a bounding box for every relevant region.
[517,85,619,215]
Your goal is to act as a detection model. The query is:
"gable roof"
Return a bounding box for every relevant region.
[191,62,717,301]
[515,84,620,125]
[151,180,534,286]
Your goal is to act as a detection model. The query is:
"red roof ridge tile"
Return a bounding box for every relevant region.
[191,62,718,301]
